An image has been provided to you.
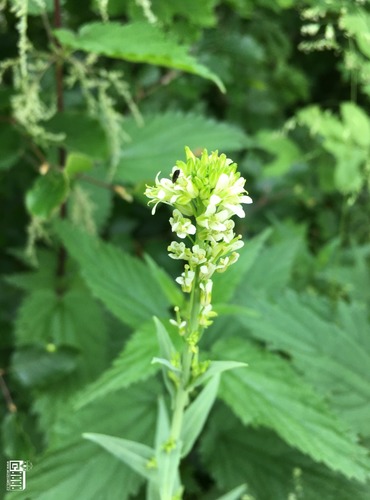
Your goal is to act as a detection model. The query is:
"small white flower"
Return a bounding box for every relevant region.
[169,209,196,239]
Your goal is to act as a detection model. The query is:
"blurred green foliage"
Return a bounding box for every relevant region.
[0,0,370,498]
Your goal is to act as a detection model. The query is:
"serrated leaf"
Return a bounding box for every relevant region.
[239,291,370,436]
[5,381,159,500]
[74,322,159,409]
[181,374,220,457]
[212,229,271,303]
[201,404,370,500]
[12,345,79,388]
[234,237,300,297]
[212,337,370,482]
[114,112,248,183]
[55,22,225,92]
[84,433,156,481]
[25,170,69,219]
[144,254,183,307]
[54,221,170,328]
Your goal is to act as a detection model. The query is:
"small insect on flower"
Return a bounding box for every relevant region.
[172,169,180,183]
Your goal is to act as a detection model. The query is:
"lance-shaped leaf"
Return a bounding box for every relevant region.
[157,441,182,500]
[181,374,220,458]
[55,22,225,92]
[153,317,178,399]
[215,484,247,500]
[190,360,247,390]
[83,433,157,482]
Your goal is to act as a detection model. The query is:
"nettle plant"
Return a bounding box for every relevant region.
[84,147,253,500]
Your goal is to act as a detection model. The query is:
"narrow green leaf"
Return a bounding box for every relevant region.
[155,398,170,450]
[181,374,220,458]
[153,317,176,363]
[152,357,181,374]
[190,360,247,390]
[26,170,69,219]
[54,221,170,328]
[157,441,182,500]
[84,433,157,482]
[215,484,247,500]
[213,337,370,482]
[55,22,225,92]
[153,317,178,398]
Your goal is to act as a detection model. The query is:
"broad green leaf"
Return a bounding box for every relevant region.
[212,337,370,482]
[74,323,159,409]
[341,102,370,148]
[14,287,107,382]
[341,12,370,59]
[239,291,370,436]
[65,152,93,178]
[55,22,225,92]
[6,381,159,500]
[46,111,109,160]
[0,123,23,170]
[84,433,156,481]
[212,229,271,303]
[13,286,108,437]
[334,147,365,193]
[257,130,302,177]
[201,404,370,500]
[25,170,69,219]
[144,254,183,307]
[54,221,170,328]
[181,374,220,457]
[12,345,79,388]
[234,236,301,297]
[114,112,248,183]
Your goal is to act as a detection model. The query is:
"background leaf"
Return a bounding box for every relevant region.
[115,112,248,183]
[55,22,225,91]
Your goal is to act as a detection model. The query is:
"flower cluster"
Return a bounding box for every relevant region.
[145,147,252,328]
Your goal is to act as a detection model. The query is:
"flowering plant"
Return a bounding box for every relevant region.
[85,147,253,500]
